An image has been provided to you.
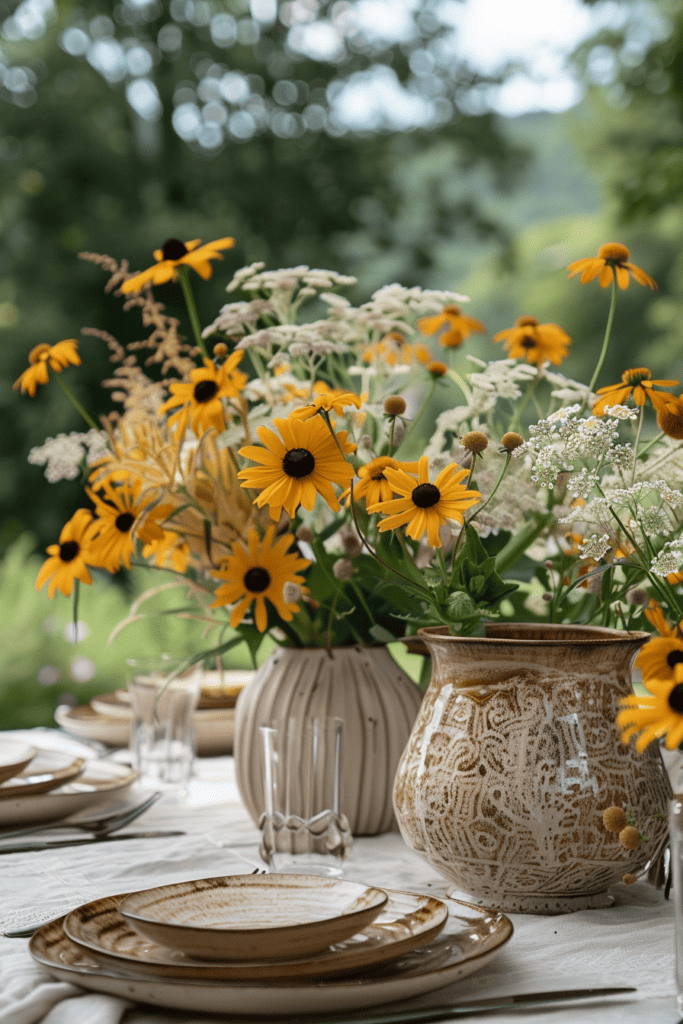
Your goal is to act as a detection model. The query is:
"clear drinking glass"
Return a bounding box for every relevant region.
[671,794,683,1015]
[127,656,200,793]
[259,717,353,877]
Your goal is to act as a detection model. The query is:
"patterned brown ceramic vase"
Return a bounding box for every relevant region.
[393,623,672,914]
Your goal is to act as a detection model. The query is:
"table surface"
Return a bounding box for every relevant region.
[0,727,681,1024]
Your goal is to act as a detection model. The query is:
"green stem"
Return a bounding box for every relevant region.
[631,407,645,486]
[451,454,510,579]
[56,376,98,431]
[494,511,555,575]
[637,431,664,461]
[447,369,471,402]
[177,265,209,359]
[320,411,430,594]
[588,278,617,395]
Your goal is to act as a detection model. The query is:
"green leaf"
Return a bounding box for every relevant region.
[369,624,396,644]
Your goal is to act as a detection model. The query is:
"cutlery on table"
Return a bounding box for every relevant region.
[0,829,185,855]
[314,987,638,1024]
[0,791,162,842]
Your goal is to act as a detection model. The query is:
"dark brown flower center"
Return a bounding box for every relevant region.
[668,683,683,714]
[667,650,683,668]
[59,540,79,563]
[623,368,651,386]
[283,448,315,478]
[115,512,135,533]
[520,335,536,349]
[194,379,219,403]
[162,238,188,260]
[244,567,271,593]
[412,482,440,508]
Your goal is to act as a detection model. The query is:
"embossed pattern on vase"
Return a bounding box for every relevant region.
[393,624,672,914]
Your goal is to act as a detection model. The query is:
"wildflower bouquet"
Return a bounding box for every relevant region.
[17,235,683,734]
[18,237,522,668]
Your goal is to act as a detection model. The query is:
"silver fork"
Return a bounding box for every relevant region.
[0,791,161,842]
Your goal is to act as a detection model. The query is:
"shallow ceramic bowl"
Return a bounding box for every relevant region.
[0,740,36,784]
[119,874,388,961]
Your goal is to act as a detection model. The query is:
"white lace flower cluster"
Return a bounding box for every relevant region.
[28,430,108,483]
[467,357,538,402]
[651,539,683,577]
[579,534,612,560]
[514,406,628,490]
[201,299,274,340]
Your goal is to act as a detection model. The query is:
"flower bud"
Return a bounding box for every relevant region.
[333,558,354,580]
[626,587,649,607]
[384,395,406,416]
[461,431,488,455]
[296,525,314,544]
[500,431,524,453]
[427,361,447,377]
[619,826,642,851]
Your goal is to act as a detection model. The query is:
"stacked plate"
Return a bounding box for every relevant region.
[29,873,513,1015]
[55,669,254,755]
[0,736,138,827]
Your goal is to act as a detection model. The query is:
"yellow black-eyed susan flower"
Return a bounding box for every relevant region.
[210,525,310,631]
[635,633,683,686]
[369,455,480,549]
[158,353,247,438]
[86,478,164,572]
[617,664,683,752]
[344,456,420,509]
[14,340,81,396]
[592,367,678,416]
[120,236,235,294]
[493,316,570,366]
[289,389,364,422]
[35,508,95,598]
[416,306,486,348]
[238,414,356,521]
[567,242,657,290]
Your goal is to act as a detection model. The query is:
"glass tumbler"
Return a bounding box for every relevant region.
[259,717,353,877]
[127,656,200,792]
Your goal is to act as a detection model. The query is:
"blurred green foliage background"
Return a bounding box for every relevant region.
[2,0,683,725]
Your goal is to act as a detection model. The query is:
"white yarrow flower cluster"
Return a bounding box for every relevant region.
[651,539,683,577]
[28,430,108,483]
[579,534,612,559]
[202,299,274,339]
[467,357,537,402]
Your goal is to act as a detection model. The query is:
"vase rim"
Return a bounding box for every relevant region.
[417,623,651,645]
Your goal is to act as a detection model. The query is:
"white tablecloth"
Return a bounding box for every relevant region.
[0,728,680,1024]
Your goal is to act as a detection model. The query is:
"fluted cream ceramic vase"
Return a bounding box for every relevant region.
[393,623,672,914]
[234,644,423,835]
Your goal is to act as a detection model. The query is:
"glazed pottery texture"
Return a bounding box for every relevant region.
[234,645,423,835]
[393,623,672,914]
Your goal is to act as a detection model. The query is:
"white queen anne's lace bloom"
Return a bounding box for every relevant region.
[579,534,612,559]
[651,539,683,577]
[28,430,108,483]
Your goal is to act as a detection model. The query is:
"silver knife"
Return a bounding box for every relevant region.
[0,830,185,854]
[317,987,637,1024]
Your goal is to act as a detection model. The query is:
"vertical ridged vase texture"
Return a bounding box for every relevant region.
[234,645,423,835]
[393,623,672,914]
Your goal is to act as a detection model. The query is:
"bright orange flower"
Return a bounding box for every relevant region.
[493,316,570,366]
[567,242,657,290]
[121,236,235,294]
[363,331,431,366]
[416,306,486,348]
[289,388,364,421]
[14,340,81,396]
[592,368,678,416]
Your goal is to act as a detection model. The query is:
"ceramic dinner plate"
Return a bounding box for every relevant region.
[0,739,37,784]
[0,760,138,826]
[0,749,84,799]
[33,894,512,1015]
[56,704,236,755]
[63,887,447,981]
[118,875,388,960]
